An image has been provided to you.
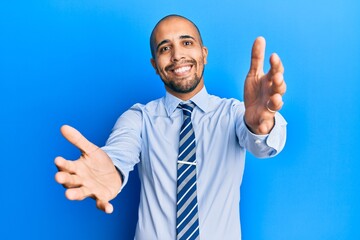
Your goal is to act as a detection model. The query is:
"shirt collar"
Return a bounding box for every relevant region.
[164,86,210,117]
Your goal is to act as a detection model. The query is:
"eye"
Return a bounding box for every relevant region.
[183,41,193,46]
[160,46,171,53]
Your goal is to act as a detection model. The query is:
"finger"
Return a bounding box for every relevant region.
[96,200,114,214]
[65,187,91,201]
[55,171,83,188]
[269,53,284,75]
[267,94,283,112]
[271,72,286,96]
[249,36,266,75]
[54,156,77,174]
[60,125,98,154]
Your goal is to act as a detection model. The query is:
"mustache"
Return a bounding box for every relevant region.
[165,59,196,71]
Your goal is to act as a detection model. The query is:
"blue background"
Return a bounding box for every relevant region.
[1,0,359,239]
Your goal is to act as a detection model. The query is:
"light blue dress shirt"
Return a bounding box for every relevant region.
[102,86,287,240]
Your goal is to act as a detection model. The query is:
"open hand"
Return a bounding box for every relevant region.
[54,125,122,214]
[244,37,286,134]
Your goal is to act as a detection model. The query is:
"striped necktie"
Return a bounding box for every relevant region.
[176,102,200,240]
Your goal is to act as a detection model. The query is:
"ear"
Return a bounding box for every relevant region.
[150,58,159,74]
[202,46,208,64]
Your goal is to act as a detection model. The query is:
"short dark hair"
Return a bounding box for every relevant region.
[149,14,203,59]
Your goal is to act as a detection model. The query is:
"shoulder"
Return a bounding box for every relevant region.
[207,94,245,113]
[112,97,166,131]
[125,97,166,117]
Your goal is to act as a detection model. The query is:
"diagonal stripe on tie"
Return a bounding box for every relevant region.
[179,127,194,147]
[177,178,196,206]
[177,190,197,217]
[180,120,192,136]
[179,138,196,159]
[177,172,197,201]
[178,210,199,239]
[177,102,200,240]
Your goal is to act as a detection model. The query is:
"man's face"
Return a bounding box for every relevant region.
[151,17,208,99]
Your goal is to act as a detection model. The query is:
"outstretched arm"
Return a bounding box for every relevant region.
[54,125,122,214]
[244,37,286,134]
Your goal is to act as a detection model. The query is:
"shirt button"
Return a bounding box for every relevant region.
[255,139,261,144]
[269,150,276,156]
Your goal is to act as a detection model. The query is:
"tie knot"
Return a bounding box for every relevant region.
[179,102,195,117]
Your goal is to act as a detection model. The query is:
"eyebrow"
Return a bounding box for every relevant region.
[156,35,196,52]
[179,35,196,41]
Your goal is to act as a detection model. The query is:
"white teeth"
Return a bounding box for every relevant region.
[174,66,191,74]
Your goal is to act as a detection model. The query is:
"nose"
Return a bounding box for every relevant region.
[171,45,185,62]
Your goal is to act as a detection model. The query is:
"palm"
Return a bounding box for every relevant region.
[76,148,118,200]
[243,37,286,134]
[244,71,269,117]
[55,125,122,214]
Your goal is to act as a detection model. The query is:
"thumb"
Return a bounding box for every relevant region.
[96,200,114,214]
[249,36,266,75]
[60,125,98,154]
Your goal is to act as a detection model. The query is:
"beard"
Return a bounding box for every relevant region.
[161,59,205,94]
[162,74,201,93]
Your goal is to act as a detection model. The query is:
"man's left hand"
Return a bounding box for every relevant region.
[244,37,286,134]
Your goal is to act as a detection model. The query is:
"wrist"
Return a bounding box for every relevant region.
[244,115,275,135]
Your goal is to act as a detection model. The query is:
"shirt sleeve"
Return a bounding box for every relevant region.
[235,103,287,158]
[101,104,143,192]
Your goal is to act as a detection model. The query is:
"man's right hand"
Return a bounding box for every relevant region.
[54,125,122,214]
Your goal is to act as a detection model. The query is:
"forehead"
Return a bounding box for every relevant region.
[152,17,200,44]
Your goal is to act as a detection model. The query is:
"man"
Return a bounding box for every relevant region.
[55,14,287,239]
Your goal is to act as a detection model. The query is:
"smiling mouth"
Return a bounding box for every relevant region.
[165,60,196,76]
[173,65,192,75]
